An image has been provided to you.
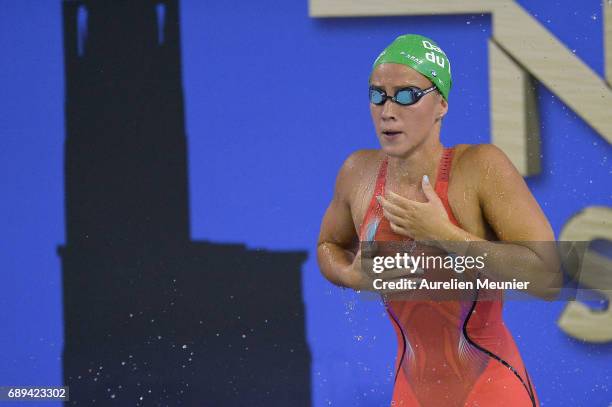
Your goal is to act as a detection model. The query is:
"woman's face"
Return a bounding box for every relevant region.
[369,63,448,157]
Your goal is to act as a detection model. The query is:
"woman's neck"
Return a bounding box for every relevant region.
[386,138,444,187]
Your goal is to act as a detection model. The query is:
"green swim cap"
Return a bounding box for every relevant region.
[372,34,452,101]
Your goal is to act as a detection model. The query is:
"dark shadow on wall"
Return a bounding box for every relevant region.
[57,1,310,405]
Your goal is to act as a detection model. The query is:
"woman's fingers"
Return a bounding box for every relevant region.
[389,221,411,237]
[386,190,425,210]
[382,267,422,280]
[377,195,404,216]
[382,208,405,226]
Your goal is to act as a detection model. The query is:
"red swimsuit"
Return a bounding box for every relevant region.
[359,147,539,407]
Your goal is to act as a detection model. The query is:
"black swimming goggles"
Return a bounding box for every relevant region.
[369,85,437,106]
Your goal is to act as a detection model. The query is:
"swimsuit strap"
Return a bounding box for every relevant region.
[374,157,389,198]
[435,147,459,226]
[358,158,388,238]
[435,147,454,191]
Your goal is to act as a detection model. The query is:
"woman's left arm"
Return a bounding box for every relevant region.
[441,144,561,299]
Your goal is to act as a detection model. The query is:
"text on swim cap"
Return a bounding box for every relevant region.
[422,40,447,70]
[422,40,444,54]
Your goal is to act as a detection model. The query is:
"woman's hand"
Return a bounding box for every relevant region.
[343,249,421,293]
[341,249,371,290]
[378,175,454,241]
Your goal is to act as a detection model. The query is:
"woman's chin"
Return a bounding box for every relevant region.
[380,142,413,157]
[378,133,428,157]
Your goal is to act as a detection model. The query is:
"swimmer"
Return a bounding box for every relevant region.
[317,34,561,407]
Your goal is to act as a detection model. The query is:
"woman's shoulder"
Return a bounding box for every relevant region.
[335,149,384,199]
[339,149,385,178]
[452,143,513,172]
[345,148,384,163]
[450,143,522,200]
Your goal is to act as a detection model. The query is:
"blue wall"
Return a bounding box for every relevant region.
[0,0,65,398]
[1,0,611,405]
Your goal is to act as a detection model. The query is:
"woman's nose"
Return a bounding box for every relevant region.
[381,99,397,120]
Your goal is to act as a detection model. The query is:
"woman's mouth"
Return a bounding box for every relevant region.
[382,130,402,139]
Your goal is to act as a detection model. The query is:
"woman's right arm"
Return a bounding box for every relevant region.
[317,152,365,289]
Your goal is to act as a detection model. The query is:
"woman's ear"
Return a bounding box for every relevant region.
[437,95,448,121]
[440,96,448,116]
